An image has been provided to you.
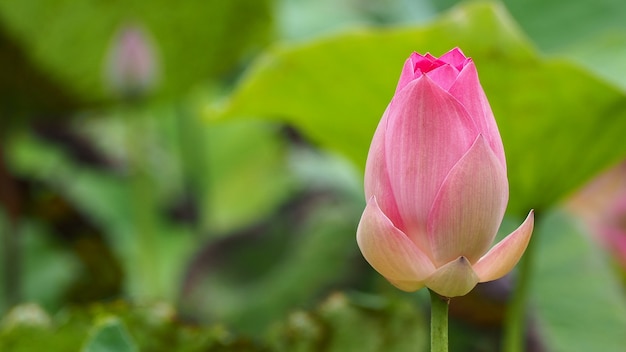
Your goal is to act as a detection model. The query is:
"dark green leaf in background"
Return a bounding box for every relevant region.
[0,0,274,115]
[0,26,84,120]
[5,112,297,302]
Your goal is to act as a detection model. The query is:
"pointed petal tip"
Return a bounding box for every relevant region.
[473,210,534,283]
[425,256,479,297]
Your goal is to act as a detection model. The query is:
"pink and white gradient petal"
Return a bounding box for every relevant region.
[427,135,509,266]
[356,197,436,291]
[473,211,535,282]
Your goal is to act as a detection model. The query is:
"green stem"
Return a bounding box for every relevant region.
[124,105,159,299]
[429,289,450,352]
[503,235,536,352]
[0,148,22,310]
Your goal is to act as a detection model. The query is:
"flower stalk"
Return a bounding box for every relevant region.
[430,289,450,352]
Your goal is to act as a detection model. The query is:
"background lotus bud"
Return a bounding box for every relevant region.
[566,161,626,271]
[105,23,159,99]
[356,48,534,298]
[601,193,626,270]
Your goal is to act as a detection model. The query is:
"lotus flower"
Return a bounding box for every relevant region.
[356,48,534,297]
[106,24,159,97]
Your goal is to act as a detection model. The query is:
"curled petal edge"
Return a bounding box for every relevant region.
[356,197,435,291]
[473,210,535,283]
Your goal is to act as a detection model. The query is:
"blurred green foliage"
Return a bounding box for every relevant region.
[530,211,626,351]
[0,294,427,352]
[1,0,626,351]
[0,0,273,112]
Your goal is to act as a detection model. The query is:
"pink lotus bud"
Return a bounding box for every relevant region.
[356,48,534,297]
[598,189,626,270]
[566,161,626,271]
[105,24,159,98]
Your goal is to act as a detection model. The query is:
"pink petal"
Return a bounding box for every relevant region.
[423,53,437,62]
[427,135,509,266]
[384,75,478,249]
[448,61,506,168]
[425,63,460,91]
[425,256,479,297]
[413,52,443,72]
[438,48,468,70]
[602,227,626,269]
[364,106,406,231]
[473,210,535,282]
[396,56,421,94]
[396,52,452,93]
[356,197,435,291]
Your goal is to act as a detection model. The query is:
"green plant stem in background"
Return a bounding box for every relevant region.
[124,104,160,299]
[429,289,449,352]
[174,103,208,236]
[0,148,22,310]
[503,235,536,352]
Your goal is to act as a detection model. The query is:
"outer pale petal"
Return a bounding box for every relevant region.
[473,210,535,282]
[356,197,435,291]
[448,61,505,167]
[364,106,405,231]
[427,135,508,266]
[424,256,479,297]
[385,76,478,249]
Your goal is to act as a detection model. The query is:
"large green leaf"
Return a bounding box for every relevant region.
[0,0,273,109]
[559,31,626,91]
[217,1,626,216]
[434,0,626,90]
[529,210,626,352]
[434,0,626,52]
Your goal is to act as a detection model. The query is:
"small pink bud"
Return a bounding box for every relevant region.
[356,48,534,297]
[599,190,626,269]
[566,161,626,270]
[105,24,159,98]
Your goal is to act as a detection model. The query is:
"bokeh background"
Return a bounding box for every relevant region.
[1,0,625,351]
